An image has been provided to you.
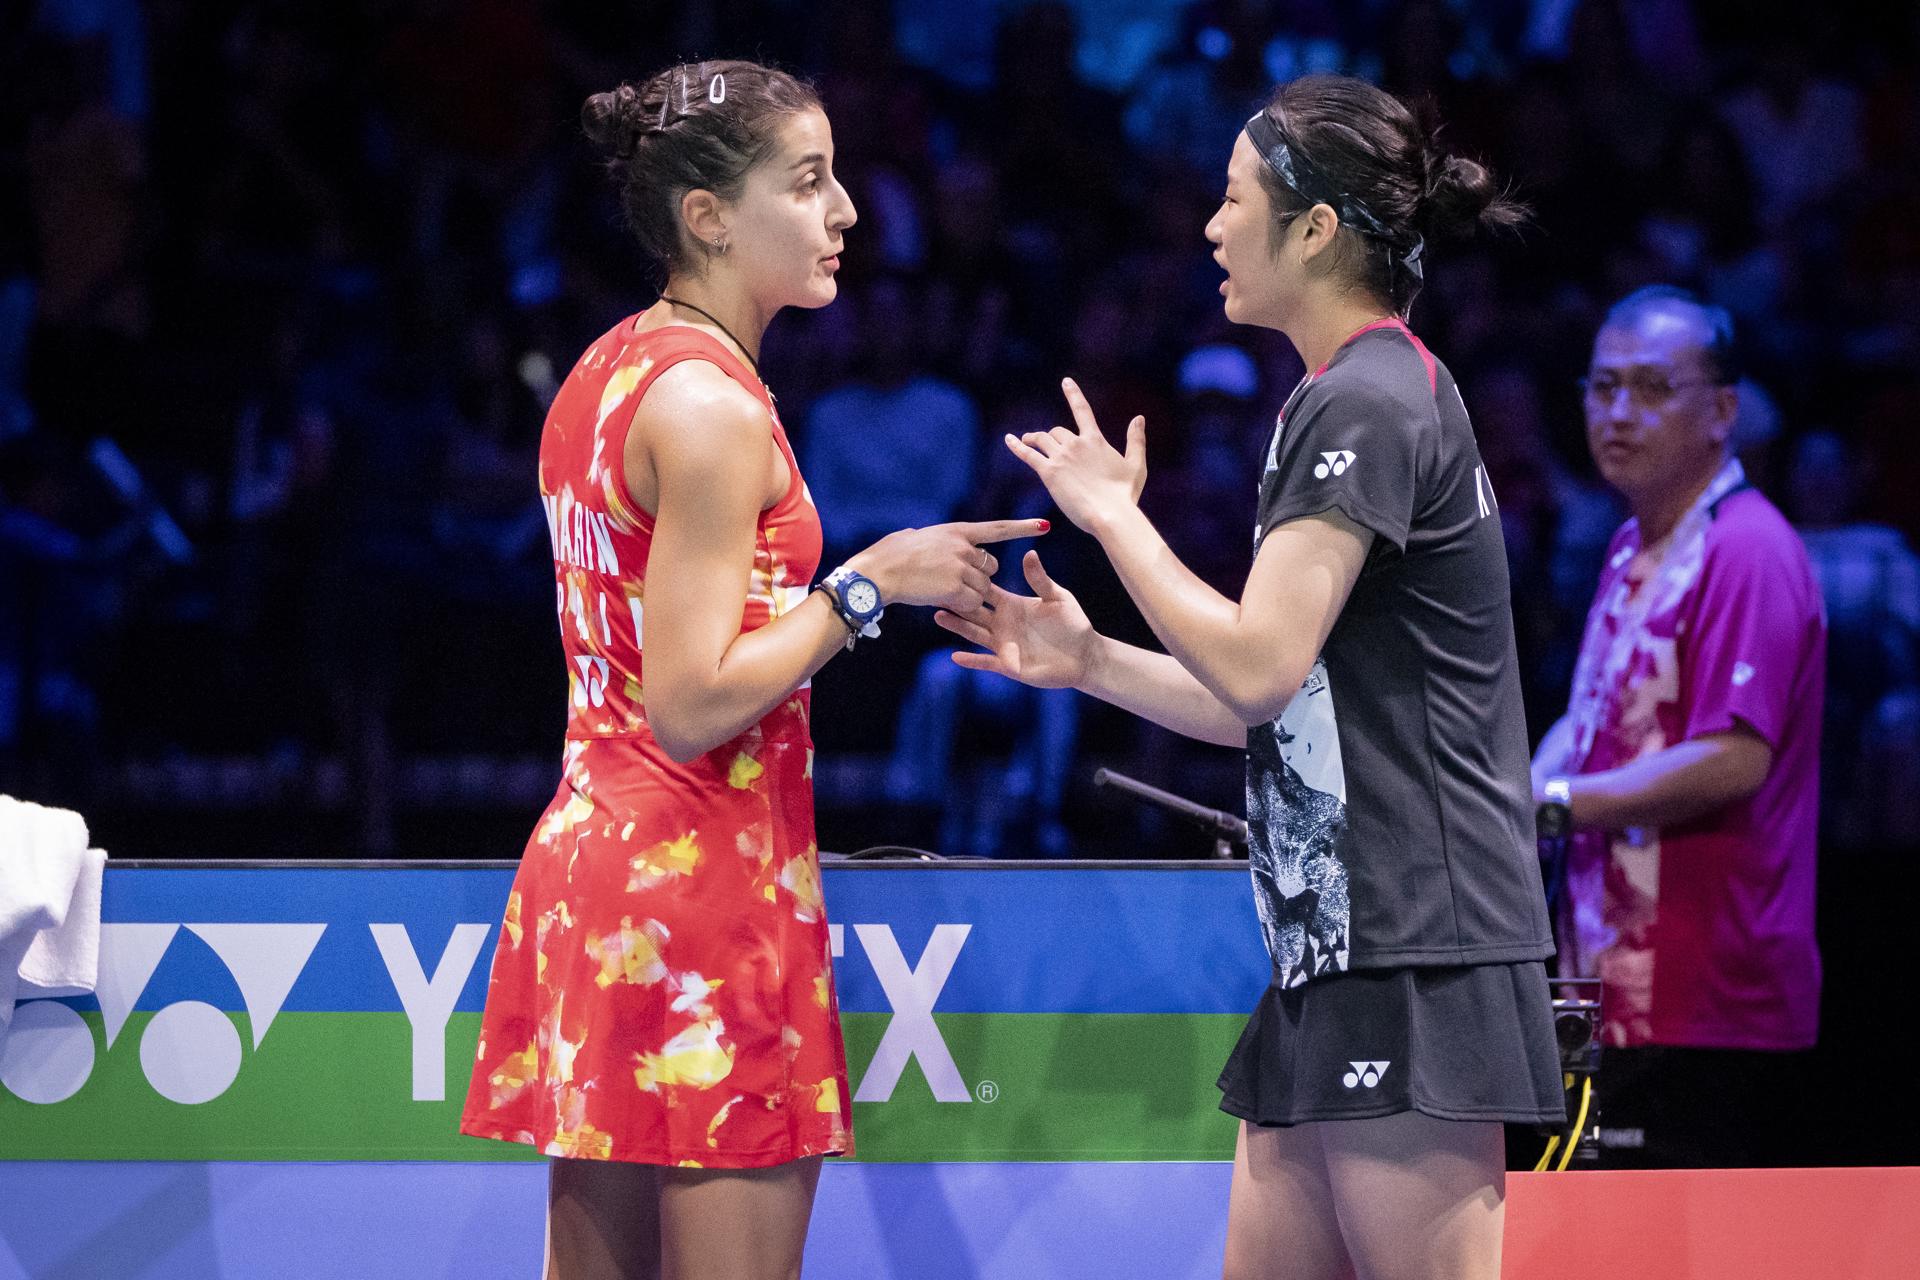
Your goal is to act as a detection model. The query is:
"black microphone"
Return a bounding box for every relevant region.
[1092,768,1246,858]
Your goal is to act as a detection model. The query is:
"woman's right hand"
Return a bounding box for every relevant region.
[847,519,1049,613]
[935,550,1098,689]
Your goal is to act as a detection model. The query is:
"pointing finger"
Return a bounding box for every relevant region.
[1060,376,1099,436]
[952,517,1052,545]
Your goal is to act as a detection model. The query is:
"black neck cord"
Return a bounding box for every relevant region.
[658,295,761,380]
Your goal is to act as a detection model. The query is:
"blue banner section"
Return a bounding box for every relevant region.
[85,865,1269,1016]
[823,868,1267,1014]
[0,1161,1233,1280]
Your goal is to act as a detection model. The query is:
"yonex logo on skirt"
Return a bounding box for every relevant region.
[1341,1060,1391,1089]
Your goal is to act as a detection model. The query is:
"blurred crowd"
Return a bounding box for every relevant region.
[3,0,1918,862]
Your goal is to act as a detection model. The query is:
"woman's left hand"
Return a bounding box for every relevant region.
[1005,378,1147,535]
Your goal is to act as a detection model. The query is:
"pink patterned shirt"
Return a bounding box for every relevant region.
[1560,461,1825,1050]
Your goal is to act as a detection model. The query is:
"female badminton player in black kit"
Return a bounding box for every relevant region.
[939,75,1564,1279]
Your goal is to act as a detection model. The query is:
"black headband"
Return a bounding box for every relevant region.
[1244,111,1424,285]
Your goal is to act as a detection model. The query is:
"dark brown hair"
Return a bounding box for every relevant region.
[581,60,822,285]
[1252,75,1526,314]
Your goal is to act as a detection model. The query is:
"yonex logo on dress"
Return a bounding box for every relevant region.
[1341,1060,1390,1089]
[1314,451,1356,479]
[572,655,611,708]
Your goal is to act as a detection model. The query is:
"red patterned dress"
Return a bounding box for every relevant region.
[459,321,853,1167]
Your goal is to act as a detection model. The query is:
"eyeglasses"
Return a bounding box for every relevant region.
[1579,371,1718,412]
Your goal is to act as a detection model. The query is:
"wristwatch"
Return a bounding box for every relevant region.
[819,566,884,648]
[1537,776,1573,841]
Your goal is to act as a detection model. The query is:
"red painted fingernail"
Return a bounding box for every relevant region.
[1038,520,1051,532]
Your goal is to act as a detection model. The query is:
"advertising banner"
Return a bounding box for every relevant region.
[0,863,1265,1162]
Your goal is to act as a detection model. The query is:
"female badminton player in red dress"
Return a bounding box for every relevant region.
[458,61,1044,1280]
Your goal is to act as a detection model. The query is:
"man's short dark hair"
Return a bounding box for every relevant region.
[1603,285,1741,385]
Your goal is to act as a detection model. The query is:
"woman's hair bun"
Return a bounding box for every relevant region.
[581,83,643,160]
[1422,151,1528,240]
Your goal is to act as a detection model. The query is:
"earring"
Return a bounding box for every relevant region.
[711,236,730,256]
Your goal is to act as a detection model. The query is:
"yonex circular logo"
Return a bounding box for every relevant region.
[1341,1059,1391,1089]
[0,923,324,1107]
[0,994,247,1105]
[1314,450,1356,479]
[0,1001,96,1104]
[138,1000,246,1104]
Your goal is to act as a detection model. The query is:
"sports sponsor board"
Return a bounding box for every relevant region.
[0,863,1265,1161]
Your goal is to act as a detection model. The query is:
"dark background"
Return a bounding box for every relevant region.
[3,0,1916,1162]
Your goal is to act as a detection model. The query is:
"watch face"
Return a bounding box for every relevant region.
[846,580,880,615]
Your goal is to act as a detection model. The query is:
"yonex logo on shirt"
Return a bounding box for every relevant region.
[1315,450,1356,479]
[1341,1060,1391,1089]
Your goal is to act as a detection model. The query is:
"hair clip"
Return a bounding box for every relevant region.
[709,73,726,105]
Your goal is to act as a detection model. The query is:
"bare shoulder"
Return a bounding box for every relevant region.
[631,359,773,465]
[624,360,775,517]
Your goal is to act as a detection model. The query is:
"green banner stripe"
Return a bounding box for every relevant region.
[840,1013,1243,1162]
[0,1012,1243,1163]
[1,1013,532,1163]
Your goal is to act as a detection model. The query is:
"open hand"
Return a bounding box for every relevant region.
[1003,378,1146,535]
[935,550,1098,689]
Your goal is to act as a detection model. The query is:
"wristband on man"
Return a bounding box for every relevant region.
[1537,776,1573,841]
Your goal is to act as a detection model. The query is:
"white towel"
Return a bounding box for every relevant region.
[19,846,106,996]
[0,796,103,1041]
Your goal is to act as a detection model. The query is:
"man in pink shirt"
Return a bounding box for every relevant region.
[1533,286,1825,1168]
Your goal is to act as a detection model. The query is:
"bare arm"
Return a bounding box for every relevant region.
[638,364,1048,761]
[636,366,855,762]
[1081,637,1250,747]
[1530,713,1576,796]
[1086,503,1371,726]
[1554,727,1774,831]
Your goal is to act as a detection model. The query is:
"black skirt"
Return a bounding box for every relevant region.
[1218,961,1567,1127]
